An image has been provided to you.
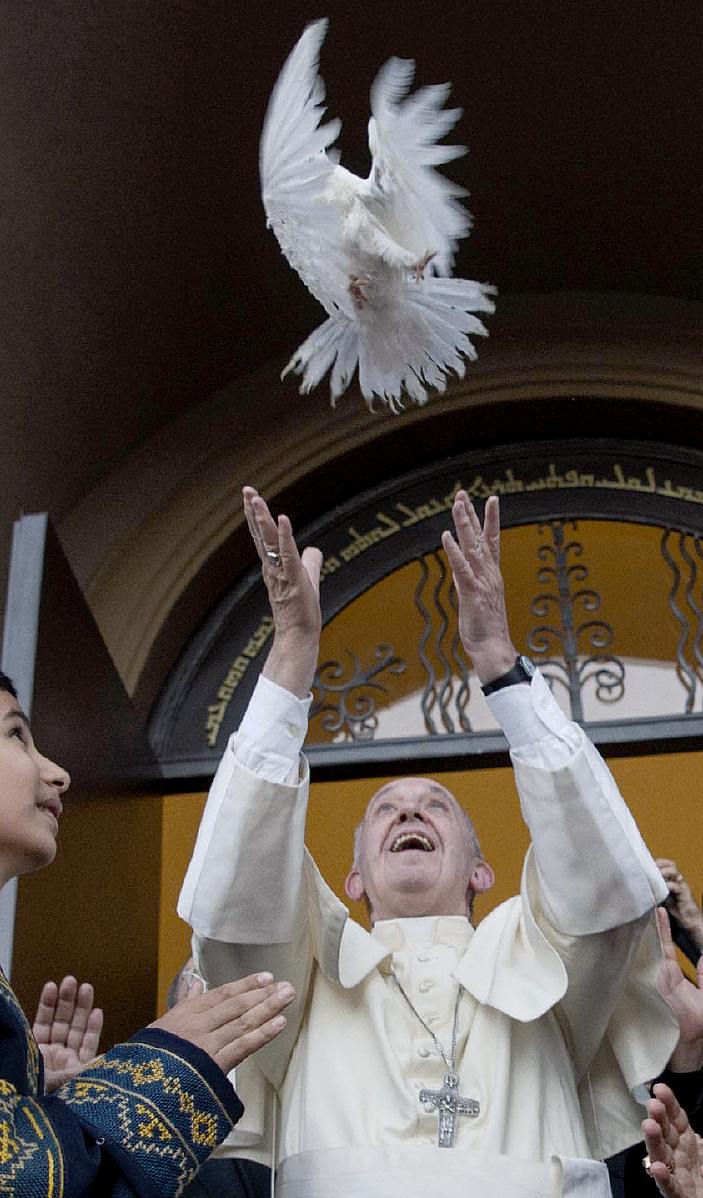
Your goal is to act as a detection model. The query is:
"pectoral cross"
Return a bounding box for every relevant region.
[419,1072,479,1148]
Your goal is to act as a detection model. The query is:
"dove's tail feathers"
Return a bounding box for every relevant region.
[282,317,360,404]
[283,276,495,414]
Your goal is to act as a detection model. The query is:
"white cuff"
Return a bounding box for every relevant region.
[235,675,311,784]
[484,670,582,770]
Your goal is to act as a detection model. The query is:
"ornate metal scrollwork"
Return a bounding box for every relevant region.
[527,521,625,721]
[660,528,703,712]
[415,552,472,735]
[311,645,406,740]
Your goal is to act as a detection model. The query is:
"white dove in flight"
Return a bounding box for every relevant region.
[260,18,496,413]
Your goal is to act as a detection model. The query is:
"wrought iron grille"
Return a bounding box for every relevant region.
[309,520,703,742]
[310,646,406,740]
[526,520,624,721]
[660,528,703,712]
[415,551,473,735]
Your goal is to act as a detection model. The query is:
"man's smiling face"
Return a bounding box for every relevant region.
[345,777,494,923]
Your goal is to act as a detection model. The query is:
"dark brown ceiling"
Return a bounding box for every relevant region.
[2,0,702,594]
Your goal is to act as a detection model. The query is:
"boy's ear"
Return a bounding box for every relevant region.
[345,867,365,902]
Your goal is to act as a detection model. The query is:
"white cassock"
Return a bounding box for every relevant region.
[178,671,679,1198]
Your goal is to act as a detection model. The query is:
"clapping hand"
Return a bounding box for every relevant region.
[642,1083,703,1198]
[150,971,295,1074]
[656,908,703,1074]
[658,861,703,952]
[33,976,103,1093]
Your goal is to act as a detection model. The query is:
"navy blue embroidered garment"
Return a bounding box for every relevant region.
[0,969,243,1196]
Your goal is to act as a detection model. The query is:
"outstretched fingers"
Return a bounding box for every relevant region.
[33,981,59,1044]
[277,514,303,581]
[451,491,483,560]
[243,486,267,563]
[642,1085,699,1198]
[449,492,501,574]
[641,1118,678,1195]
[441,529,477,592]
[482,495,501,565]
[50,976,80,1044]
[79,1007,104,1062]
[252,495,282,559]
[210,976,296,1072]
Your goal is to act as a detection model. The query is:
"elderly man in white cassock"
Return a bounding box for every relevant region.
[179,487,680,1198]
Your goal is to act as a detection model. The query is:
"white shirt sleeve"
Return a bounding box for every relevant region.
[235,674,311,785]
[486,669,668,933]
[484,670,581,768]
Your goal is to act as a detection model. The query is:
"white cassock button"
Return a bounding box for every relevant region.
[418,1046,430,1058]
[418,981,433,993]
[417,953,430,963]
[285,723,299,737]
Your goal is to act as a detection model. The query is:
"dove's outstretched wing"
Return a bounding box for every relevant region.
[367,58,471,276]
[260,19,352,319]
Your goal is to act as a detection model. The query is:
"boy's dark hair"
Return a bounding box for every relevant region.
[0,671,18,698]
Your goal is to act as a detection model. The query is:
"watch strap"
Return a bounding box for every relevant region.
[481,655,535,696]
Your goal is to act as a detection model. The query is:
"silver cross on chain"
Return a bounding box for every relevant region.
[391,968,480,1148]
[419,1072,480,1148]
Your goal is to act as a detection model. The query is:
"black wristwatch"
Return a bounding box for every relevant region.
[480,654,535,696]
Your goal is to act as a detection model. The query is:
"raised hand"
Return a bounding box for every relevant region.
[32,976,103,1093]
[658,860,703,951]
[150,972,295,1075]
[441,492,517,684]
[243,487,322,698]
[656,907,703,1073]
[642,1083,703,1197]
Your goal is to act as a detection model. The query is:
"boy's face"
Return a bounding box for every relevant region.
[0,690,70,881]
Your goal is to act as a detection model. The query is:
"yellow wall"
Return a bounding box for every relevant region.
[158,791,207,1013]
[13,791,162,1049]
[157,746,703,1011]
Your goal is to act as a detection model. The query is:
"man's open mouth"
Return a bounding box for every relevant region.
[389,832,435,852]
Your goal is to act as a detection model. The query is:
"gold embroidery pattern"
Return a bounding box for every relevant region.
[59,1040,233,1193]
[0,972,40,1094]
[0,1081,64,1196]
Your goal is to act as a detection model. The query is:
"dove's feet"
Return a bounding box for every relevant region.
[413,251,437,283]
[348,275,371,311]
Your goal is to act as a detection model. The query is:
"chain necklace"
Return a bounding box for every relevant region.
[390,967,480,1147]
